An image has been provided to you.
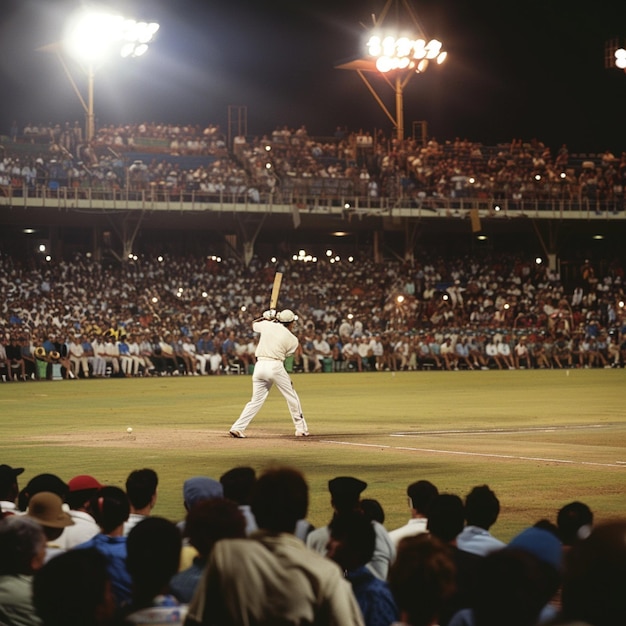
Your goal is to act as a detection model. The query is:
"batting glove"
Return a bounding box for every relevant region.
[263,309,277,320]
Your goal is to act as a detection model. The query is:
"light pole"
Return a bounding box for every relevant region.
[50,9,160,142]
[336,0,446,141]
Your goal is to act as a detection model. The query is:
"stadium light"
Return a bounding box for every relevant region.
[49,9,160,142]
[335,0,446,141]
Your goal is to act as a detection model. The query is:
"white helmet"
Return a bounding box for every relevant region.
[277,309,298,323]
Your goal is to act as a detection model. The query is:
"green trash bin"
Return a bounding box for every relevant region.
[284,355,294,373]
[322,357,333,373]
[36,359,48,380]
[248,363,255,375]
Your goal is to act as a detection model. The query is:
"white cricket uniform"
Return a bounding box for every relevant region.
[230,320,308,435]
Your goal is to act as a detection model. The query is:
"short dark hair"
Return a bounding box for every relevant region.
[427,494,465,543]
[464,485,500,529]
[219,466,256,505]
[360,498,385,524]
[33,548,110,626]
[127,517,181,605]
[185,498,246,557]
[329,510,376,568]
[389,534,456,626]
[90,486,130,534]
[250,467,308,533]
[407,480,439,516]
[557,501,593,546]
[125,468,158,510]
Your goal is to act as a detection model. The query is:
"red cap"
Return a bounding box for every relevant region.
[68,475,102,492]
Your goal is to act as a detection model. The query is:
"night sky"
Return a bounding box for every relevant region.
[1,0,625,152]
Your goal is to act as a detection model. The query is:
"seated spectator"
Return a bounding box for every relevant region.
[360,498,386,525]
[556,501,593,548]
[327,510,399,626]
[185,466,364,626]
[74,486,132,609]
[219,466,257,535]
[124,468,159,536]
[456,485,505,557]
[559,520,626,626]
[427,494,483,626]
[448,546,561,626]
[388,533,456,626]
[25,492,74,563]
[177,477,223,536]
[389,480,439,547]
[306,475,396,581]
[0,463,24,516]
[169,498,246,604]
[124,517,187,624]
[32,548,115,626]
[57,475,102,550]
[0,515,47,626]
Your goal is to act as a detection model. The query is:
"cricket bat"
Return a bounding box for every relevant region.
[270,272,283,309]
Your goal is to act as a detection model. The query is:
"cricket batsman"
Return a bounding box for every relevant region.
[229,309,309,438]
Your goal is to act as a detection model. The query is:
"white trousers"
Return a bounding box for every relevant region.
[230,359,308,434]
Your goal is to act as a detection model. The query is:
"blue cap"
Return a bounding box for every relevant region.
[183,477,223,509]
[509,526,562,570]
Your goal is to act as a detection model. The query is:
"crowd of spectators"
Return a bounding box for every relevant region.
[1,249,624,381]
[2,120,626,211]
[1,462,624,626]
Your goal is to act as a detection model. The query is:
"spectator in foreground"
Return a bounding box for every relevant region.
[218,466,258,535]
[0,463,24,516]
[327,510,399,626]
[57,474,102,550]
[123,517,186,625]
[185,466,364,626]
[169,498,246,604]
[427,494,483,626]
[25,492,75,563]
[389,480,439,547]
[306,475,395,581]
[456,485,505,557]
[124,469,159,536]
[388,533,456,626]
[75,486,132,609]
[448,545,561,626]
[33,548,115,626]
[556,501,593,548]
[0,515,47,626]
[558,520,626,626]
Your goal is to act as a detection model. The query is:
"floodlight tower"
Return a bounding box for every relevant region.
[57,9,159,141]
[336,0,446,141]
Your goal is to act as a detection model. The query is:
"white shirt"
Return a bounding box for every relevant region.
[388,517,428,547]
[456,525,505,557]
[253,320,298,361]
[57,510,99,549]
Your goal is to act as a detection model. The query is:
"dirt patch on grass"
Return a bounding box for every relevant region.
[26,428,312,451]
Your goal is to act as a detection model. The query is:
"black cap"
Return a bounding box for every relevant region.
[329,476,367,499]
[0,464,24,490]
[25,473,69,499]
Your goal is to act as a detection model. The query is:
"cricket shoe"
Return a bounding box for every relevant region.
[229,430,246,439]
[295,431,310,437]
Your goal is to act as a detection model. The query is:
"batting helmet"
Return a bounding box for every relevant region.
[277,309,298,323]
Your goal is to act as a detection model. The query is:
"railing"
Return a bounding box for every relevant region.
[1,182,624,219]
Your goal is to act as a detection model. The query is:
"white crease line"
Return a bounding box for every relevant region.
[390,424,610,436]
[320,440,625,468]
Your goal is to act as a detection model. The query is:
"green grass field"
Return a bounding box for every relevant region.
[1,369,625,541]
